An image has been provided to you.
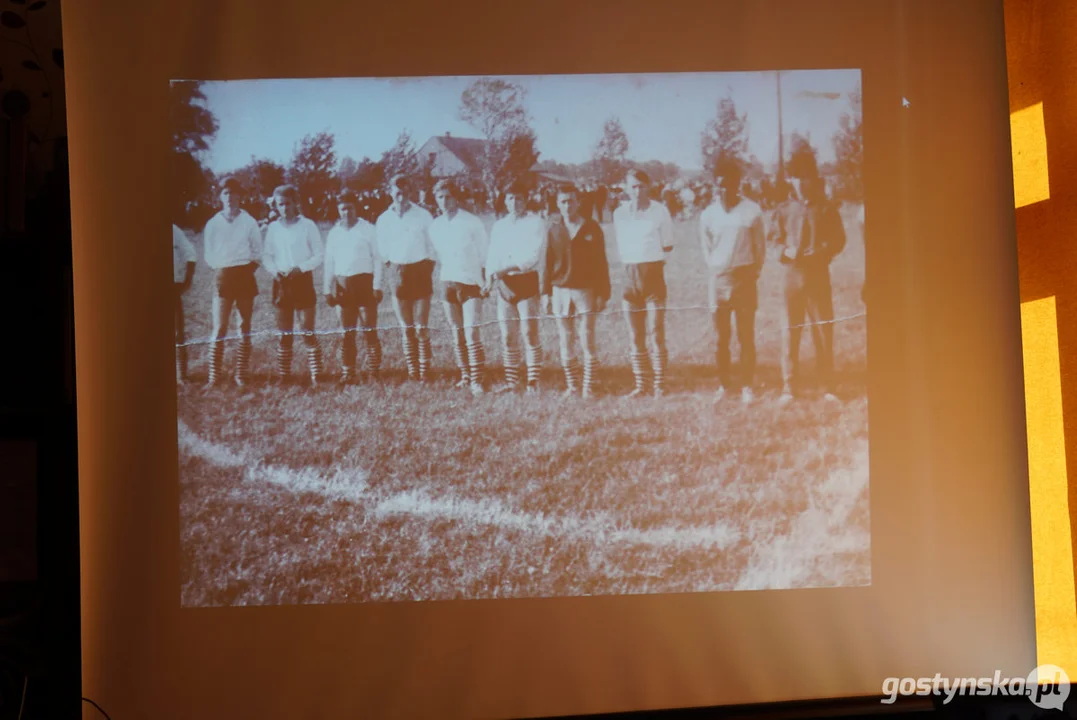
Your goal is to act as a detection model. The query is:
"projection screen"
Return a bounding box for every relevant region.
[68,1,1034,717]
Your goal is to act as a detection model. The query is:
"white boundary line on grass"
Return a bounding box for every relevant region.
[177,419,741,552]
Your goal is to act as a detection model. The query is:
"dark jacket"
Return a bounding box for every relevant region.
[541,216,611,300]
[770,197,847,266]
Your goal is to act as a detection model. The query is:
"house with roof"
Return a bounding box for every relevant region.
[417,134,489,178]
[417,133,555,185]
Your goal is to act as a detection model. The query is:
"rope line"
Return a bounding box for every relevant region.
[176,306,866,349]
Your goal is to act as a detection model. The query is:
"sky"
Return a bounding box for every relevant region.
[190,69,861,176]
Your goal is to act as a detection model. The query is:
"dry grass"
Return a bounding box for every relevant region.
[177,207,870,606]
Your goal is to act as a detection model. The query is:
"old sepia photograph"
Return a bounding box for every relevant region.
[171,70,868,606]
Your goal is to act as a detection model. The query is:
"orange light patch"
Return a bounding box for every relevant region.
[1012,102,1050,208]
[1021,296,1077,668]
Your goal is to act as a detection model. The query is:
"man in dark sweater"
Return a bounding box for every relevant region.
[542,184,611,398]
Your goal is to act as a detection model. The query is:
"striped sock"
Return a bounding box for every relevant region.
[503,343,521,387]
[363,330,382,376]
[467,340,485,390]
[582,355,598,397]
[417,327,432,381]
[207,340,224,385]
[276,343,293,381]
[176,346,188,383]
[524,343,542,389]
[651,345,668,395]
[453,329,470,384]
[402,328,418,380]
[630,350,650,394]
[307,343,323,384]
[341,329,357,376]
[235,337,252,385]
[562,351,580,394]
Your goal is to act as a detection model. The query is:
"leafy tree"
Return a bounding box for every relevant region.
[347,156,386,194]
[287,131,338,221]
[700,94,748,179]
[592,116,629,186]
[170,81,218,156]
[338,156,358,185]
[459,78,539,192]
[831,82,863,202]
[168,81,218,228]
[380,130,420,185]
[229,156,286,220]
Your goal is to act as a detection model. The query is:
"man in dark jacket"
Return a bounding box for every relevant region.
[542,184,611,398]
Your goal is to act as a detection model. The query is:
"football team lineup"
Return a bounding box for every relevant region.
[173,70,869,604]
[173,168,863,403]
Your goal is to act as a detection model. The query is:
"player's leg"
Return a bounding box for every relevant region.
[648,299,667,398]
[520,295,542,393]
[623,296,650,397]
[648,265,669,398]
[415,261,434,381]
[805,268,836,397]
[780,266,808,402]
[462,294,485,394]
[496,294,522,391]
[207,292,235,387]
[733,274,758,403]
[358,302,382,380]
[175,285,188,383]
[443,293,469,387]
[391,295,419,381]
[339,303,360,384]
[234,294,255,387]
[710,272,733,399]
[299,305,321,387]
[553,288,580,395]
[275,301,295,383]
[578,291,600,399]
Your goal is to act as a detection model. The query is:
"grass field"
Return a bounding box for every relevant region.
[177,205,869,606]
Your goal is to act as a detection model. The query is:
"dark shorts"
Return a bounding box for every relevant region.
[272,270,317,311]
[622,261,667,305]
[387,259,435,302]
[443,281,483,305]
[215,264,258,300]
[495,271,540,304]
[331,273,377,308]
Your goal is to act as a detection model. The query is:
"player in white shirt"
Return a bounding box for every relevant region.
[613,169,674,398]
[202,176,262,388]
[429,179,490,395]
[263,184,325,387]
[324,191,384,384]
[485,182,547,393]
[173,223,197,383]
[375,175,436,382]
[698,160,766,403]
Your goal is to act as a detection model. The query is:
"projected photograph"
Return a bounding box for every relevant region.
[172,70,868,606]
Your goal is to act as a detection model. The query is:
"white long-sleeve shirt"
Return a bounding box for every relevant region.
[375,203,435,265]
[323,219,381,293]
[172,224,196,283]
[262,216,324,275]
[429,209,489,286]
[203,210,262,270]
[612,201,674,264]
[486,213,546,276]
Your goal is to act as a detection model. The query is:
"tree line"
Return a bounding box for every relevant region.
[170,76,863,229]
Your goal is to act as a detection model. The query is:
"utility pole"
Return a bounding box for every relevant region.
[776,70,784,184]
